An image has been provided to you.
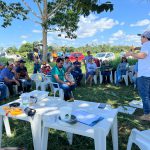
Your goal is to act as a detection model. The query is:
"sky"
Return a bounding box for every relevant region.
[0,0,150,49]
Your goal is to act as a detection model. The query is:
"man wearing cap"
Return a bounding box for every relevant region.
[0,61,22,95]
[126,30,150,121]
[72,57,83,86]
[16,59,31,92]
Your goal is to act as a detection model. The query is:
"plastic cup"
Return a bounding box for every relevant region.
[60,106,72,121]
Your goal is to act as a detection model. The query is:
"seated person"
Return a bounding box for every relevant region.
[93,57,101,67]
[86,58,97,86]
[116,57,129,85]
[100,60,112,83]
[41,62,52,75]
[71,57,83,86]
[63,56,72,70]
[33,59,41,74]
[0,83,7,101]
[51,58,76,101]
[14,59,21,70]
[0,61,22,95]
[16,60,31,92]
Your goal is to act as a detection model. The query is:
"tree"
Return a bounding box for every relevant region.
[6,46,18,54]
[19,42,33,53]
[0,0,113,61]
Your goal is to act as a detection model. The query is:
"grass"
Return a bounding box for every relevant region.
[0,60,149,150]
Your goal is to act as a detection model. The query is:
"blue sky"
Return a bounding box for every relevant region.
[0,0,150,48]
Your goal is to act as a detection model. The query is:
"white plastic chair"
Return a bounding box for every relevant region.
[85,74,98,85]
[99,71,113,84]
[50,82,64,100]
[30,73,48,91]
[114,71,129,86]
[128,65,134,84]
[127,129,150,150]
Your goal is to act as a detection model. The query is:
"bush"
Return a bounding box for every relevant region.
[111,57,137,70]
[0,57,10,65]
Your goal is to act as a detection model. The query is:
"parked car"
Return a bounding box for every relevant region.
[95,52,115,61]
[2,52,22,60]
[69,52,84,62]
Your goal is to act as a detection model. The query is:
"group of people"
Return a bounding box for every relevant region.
[0,30,150,121]
[51,50,100,100]
[0,59,32,101]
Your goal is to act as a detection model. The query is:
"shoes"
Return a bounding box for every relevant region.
[138,114,150,121]
[67,97,74,102]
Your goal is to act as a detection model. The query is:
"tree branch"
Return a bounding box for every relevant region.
[26,16,41,24]
[34,0,43,16]
[21,0,42,19]
[47,0,66,19]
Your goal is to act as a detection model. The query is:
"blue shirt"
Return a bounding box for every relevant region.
[0,68,14,82]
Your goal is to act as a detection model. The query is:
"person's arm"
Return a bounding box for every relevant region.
[53,75,66,84]
[4,77,20,85]
[125,51,147,59]
[65,73,72,83]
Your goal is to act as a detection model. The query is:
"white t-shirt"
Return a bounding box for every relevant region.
[87,63,97,72]
[138,41,150,77]
[63,62,72,70]
[84,55,93,64]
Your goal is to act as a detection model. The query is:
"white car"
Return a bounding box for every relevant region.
[95,52,115,61]
[1,52,22,60]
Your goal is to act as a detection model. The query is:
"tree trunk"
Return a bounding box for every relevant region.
[42,26,47,61]
[42,0,48,61]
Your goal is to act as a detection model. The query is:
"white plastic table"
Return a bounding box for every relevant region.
[0,96,62,150]
[41,100,118,150]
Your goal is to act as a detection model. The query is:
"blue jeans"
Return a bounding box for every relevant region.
[0,84,7,100]
[137,76,150,114]
[59,83,76,99]
[116,69,126,84]
[86,71,96,79]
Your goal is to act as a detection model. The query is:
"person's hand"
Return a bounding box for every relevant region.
[15,80,20,86]
[11,69,16,74]
[66,82,71,86]
[70,82,75,85]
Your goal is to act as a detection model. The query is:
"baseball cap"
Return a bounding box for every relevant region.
[138,30,150,39]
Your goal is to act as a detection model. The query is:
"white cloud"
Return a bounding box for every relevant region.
[148,12,150,16]
[20,35,28,39]
[32,29,42,33]
[130,19,150,27]
[120,22,125,26]
[76,14,119,38]
[108,30,140,45]
[22,40,27,44]
[112,30,125,38]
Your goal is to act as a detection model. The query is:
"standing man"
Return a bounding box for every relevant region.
[125,31,150,121]
[83,50,93,71]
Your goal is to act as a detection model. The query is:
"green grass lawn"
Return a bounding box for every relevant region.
[0,84,149,150]
[0,61,149,150]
